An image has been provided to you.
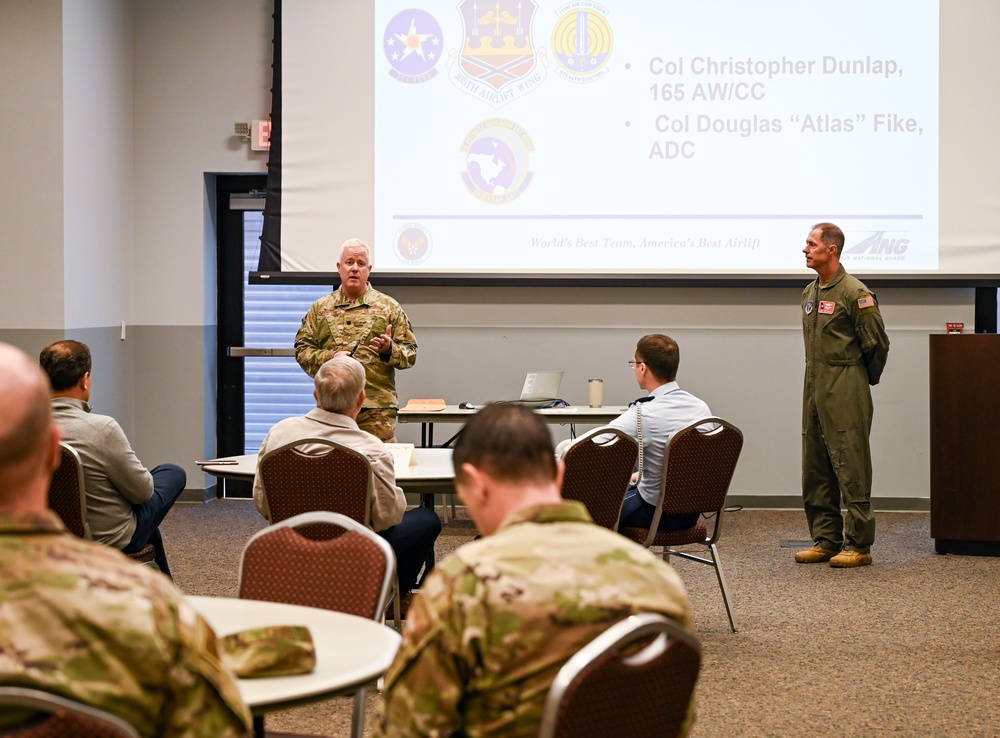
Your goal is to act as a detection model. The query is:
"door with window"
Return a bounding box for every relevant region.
[215,176,330,481]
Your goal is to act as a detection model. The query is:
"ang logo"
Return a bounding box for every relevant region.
[843,231,909,255]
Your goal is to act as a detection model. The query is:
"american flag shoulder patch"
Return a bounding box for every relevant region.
[858,296,875,309]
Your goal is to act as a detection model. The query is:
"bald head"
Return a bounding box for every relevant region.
[0,343,61,509]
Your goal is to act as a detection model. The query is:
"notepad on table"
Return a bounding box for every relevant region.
[402,398,446,412]
[384,443,416,468]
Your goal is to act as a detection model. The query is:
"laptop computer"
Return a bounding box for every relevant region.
[517,371,564,406]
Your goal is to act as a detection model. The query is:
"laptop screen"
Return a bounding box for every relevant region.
[519,371,564,402]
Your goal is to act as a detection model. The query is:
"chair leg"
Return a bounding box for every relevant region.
[710,542,738,633]
[392,575,401,633]
[440,493,451,525]
[351,686,367,738]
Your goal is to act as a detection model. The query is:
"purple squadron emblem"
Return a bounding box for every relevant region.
[384,10,443,84]
[460,118,535,204]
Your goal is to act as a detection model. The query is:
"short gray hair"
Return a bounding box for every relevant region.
[339,238,371,263]
[315,356,365,413]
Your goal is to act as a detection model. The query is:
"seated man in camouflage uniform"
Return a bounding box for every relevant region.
[375,403,696,738]
[294,238,417,442]
[0,342,250,737]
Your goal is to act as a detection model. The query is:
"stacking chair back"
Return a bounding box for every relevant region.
[559,427,638,530]
[238,511,395,618]
[237,511,396,738]
[653,418,743,525]
[47,443,155,566]
[47,444,91,539]
[537,613,701,738]
[618,417,744,632]
[258,438,373,527]
[0,686,141,738]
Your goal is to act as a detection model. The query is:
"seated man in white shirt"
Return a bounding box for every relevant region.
[253,355,440,598]
[605,334,712,531]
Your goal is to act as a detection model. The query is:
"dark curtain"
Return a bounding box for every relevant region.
[258,0,282,271]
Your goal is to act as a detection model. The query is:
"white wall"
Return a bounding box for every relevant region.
[0,0,64,330]
[388,285,974,504]
[132,0,271,327]
[63,0,134,331]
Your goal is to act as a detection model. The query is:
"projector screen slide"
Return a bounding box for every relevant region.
[274,1,1000,281]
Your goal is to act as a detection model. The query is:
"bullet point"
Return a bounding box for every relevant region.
[625,121,631,127]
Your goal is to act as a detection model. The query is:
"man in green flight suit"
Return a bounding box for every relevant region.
[294,238,417,441]
[796,222,890,568]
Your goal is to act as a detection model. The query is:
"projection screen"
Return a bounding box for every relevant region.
[259,0,1000,283]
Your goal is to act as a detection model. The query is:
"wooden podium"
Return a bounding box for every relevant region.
[929,334,1000,555]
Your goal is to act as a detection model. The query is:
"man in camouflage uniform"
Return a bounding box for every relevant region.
[375,403,695,738]
[0,342,251,737]
[796,223,890,568]
[295,238,417,442]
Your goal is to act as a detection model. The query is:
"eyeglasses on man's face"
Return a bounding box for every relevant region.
[628,360,645,368]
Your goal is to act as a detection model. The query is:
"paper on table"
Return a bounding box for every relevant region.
[402,398,446,411]
[384,443,416,468]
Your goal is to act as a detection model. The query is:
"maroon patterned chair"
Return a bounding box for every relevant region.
[0,686,140,738]
[257,438,372,527]
[238,511,396,738]
[48,443,156,566]
[537,613,701,738]
[618,417,744,632]
[559,427,638,531]
[256,437,403,627]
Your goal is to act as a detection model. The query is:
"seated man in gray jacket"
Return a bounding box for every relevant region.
[39,340,186,577]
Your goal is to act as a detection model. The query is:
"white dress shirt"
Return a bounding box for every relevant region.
[605,381,712,506]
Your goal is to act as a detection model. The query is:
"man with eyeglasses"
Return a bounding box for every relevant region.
[604,334,712,531]
[796,222,889,568]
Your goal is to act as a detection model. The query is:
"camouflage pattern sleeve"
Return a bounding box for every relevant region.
[0,518,252,738]
[293,289,416,409]
[375,562,473,737]
[294,298,334,378]
[160,597,253,738]
[385,305,417,371]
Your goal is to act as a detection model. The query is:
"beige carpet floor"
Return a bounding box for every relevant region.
[162,501,1000,737]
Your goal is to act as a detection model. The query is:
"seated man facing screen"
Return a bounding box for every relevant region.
[375,403,695,738]
[606,333,712,532]
[253,355,440,598]
[0,342,251,737]
[39,340,187,577]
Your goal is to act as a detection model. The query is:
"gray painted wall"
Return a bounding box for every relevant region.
[381,284,974,508]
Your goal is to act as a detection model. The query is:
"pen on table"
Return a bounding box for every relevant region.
[196,460,239,465]
[348,338,362,356]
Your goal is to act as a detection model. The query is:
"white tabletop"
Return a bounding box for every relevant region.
[187,595,401,713]
[200,447,454,486]
[397,404,626,425]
